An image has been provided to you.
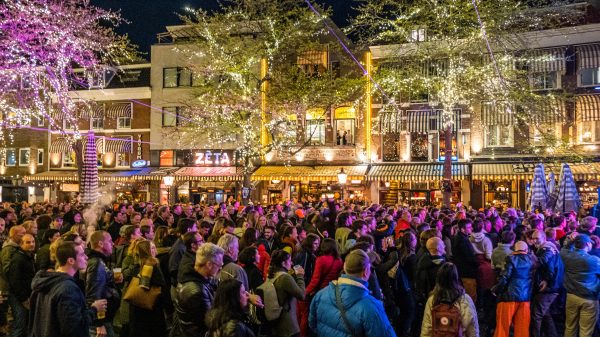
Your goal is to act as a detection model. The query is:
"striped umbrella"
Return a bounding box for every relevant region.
[530,163,548,211]
[554,163,582,213]
[546,172,557,209]
[80,131,99,204]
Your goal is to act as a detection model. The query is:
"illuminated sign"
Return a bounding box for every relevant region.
[183,150,235,167]
[132,160,149,168]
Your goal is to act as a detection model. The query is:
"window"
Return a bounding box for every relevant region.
[162,107,179,127]
[410,28,426,42]
[334,106,356,146]
[580,67,600,86]
[6,149,16,166]
[486,125,514,147]
[63,120,74,131]
[306,119,325,145]
[62,151,76,168]
[117,116,131,129]
[116,153,130,167]
[163,68,199,88]
[36,117,45,127]
[159,150,174,166]
[531,124,561,145]
[37,149,43,165]
[530,71,559,90]
[19,149,30,166]
[578,121,600,143]
[91,117,104,130]
[163,68,178,88]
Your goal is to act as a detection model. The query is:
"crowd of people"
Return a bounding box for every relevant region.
[0,198,598,337]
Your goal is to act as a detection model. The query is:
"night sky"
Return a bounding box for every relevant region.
[92,0,353,58]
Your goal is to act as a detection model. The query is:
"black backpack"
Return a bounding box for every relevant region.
[392,262,411,295]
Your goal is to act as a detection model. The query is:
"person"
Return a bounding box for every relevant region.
[154,206,170,229]
[217,234,249,290]
[36,229,60,271]
[560,234,600,337]
[491,231,515,272]
[305,238,343,299]
[168,219,198,292]
[126,240,170,337]
[205,279,255,337]
[492,241,536,337]
[452,219,478,302]
[171,243,224,337]
[28,241,107,337]
[106,212,127,243]
[7,233,36,337]
[420,262,479,337]
[238,247,263,292]
[531,229,563,337]
[293,234,320,337]
[267,250,305,337]
[85,230,123,337]
[392,231,418,337]
[309,249,396,337]
[0,225,25,335]
[177,232,204,284]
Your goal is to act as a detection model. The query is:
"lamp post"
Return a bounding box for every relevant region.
[337,168,347,201]
[163,175,174,205]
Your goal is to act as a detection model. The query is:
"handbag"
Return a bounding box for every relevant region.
[123,276,161,310]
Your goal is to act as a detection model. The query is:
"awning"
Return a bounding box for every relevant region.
[105,138,132,153]
[366,164,470,181]
[105,103,132,118]
[576,44,600,70]
[25,170,78,182]
[406,110,431,133]
[472,162,600,180]
[481,101,514,125]
[433,109,462,131]
[82,137,104,154]
[78,103,104,119]
[25,167,178,183]
[174,167,243,182]
[531,97,566,123]
[567,163,600,180]
[49,138,72,153]
[251,165,368,181]
[527,47,566,73]
[576,95,600,122]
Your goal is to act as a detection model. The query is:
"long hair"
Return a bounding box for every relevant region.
[135,239,158,266]
[268,250,290,278]
[398,231,416,265]
[206,279,246,333]
[319,238,340,259]
[431,262,465,306]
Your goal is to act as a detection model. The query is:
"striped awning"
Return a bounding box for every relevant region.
[576,44,600,70]
[25,168,163,183]
[366,164,469,181]
[380,110,403,133]
[49,138,72,153]
[105,138,132,154]
[105,103,132,118]
[531,97,566,123]
[406,110,431,133]
[251,165,368,181]
[81,137,104,154]
[174,167,243,182]
[576,95,600,122]
[481,101,514,125]
[25,170,78,182]
[433,109,463,131]
[78,104,104,119]
[527,48,566,73]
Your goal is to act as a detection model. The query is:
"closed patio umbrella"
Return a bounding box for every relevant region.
[530,163,548,211]
[554,163,582,213]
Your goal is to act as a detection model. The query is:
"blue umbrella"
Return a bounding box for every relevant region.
[554,163,582,213]
[530,163,548,211]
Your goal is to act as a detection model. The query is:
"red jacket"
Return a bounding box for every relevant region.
[256,244,271,279]
[305,255,343,295]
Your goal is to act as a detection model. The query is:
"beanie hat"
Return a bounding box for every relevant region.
[344,249,370,275]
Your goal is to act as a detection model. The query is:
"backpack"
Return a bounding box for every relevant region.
[335,227,352,255]
[392,261,411,296]
[431,302,462,337]
[256,272,286,322]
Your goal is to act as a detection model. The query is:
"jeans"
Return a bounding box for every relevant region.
[564,293,599,337]
[531,292,559,337]
[89,322,115,337]
[8,294,28,337]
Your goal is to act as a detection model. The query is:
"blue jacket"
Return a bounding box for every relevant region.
[560,247,600,300]
[309,274,396,337]
[495,252,536,302]
[535,242,564,294]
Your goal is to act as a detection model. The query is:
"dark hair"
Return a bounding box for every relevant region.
[319,238,340,259]
[177,218,197,235]
[140,225,152,238]
[268,250,290,278]
[55,241,78,266]
[124,225,138,240]
[240,228,259,249]
[182,232,199,251]
[472,219,484,233]
[62,233,80,242]
[200,221,212,229]
[398,231,416,265]
[457,219,472,230]
[301,233,320,252]
[238,247,258,266]
[432,262,465,306]
[351,220,367,233]
[357,234,374,246]
[205,279,245,332]
[501,230,516,244]
[36,215,53,231]
[42,229,60,245]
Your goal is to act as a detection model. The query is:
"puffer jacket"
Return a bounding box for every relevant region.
[171,271,217,337]
[561,247,600,300]
[535,242,564,293]
[309,275,396,337]
[494,252,536,302]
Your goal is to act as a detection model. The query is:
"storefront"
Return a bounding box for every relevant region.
[171,167,242,204]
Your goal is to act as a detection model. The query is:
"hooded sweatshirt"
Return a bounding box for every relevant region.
[470,232,493,260]
[29,270,94,337]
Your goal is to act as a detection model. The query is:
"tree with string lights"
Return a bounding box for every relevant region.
[170,0,364,203]
[348,0,587,207]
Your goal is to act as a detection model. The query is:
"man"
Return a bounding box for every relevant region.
[217,234,248,290]
[106,212,126,243]
[183,205,194,219]
[492,241,536,337]
[531,229,564,337]
[561,234,600,337]
[415,237,446,303]
[29,241,107,337]
[578,216,600,237]
[140,224,154,241]
[0,209,16,229]
[154,206,170,228]
[309,249,396,337]
[7,233,36,337]
[177,232,204,283]
[113,225,141,268]
[172,243,224,337]
[452,219,479,302]
[85,231,123,337]
[168,219,198,288]
[0,225,25,334]
[343,220,368,253]
[257,225,277,254]
[492,231,515,272]
[51,215,64,231]
[172,205,184,228]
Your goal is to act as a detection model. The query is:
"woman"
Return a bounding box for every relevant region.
[238,247,263,292]
[126,239,170,337]
[36,229,60,271]
[153,226,170,248]
[421,263,479,337]
[305,238,343,298]
[257,216,267,233]
[293,234,320,337]
[206,279,255,337]
[267,250,305,337]
[240,228,259,251]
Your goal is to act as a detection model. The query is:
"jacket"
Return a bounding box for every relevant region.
[8,248,36,302]
[177,250,197,285]
[494,252,536,302]
[271,270,305,336]
[168,238,186,285]
[305,255,343,296]
[560,247,600,300]
[28,270,94,337]
[415,254,445,302]
[85,249,121,327]
[36,243,52,271]
[491,243,513,271]
[452,232,478,278]
[0,241,18,292]
[470,232,493,260]
[219,255,250,291]
[535,242,564,293]
[293,248,317,285]
[172,271,217,337]
[309,275,396,337]
[421,293,479,337]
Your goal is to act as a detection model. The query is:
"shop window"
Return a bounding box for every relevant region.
[117,116,131,129]
[305,108,326,145]
[530,71,560,90]
[580,67,600,87]
[160,150,174,166]
[96,153,103,168]
[116,153,130,168]
[438,132,457,161]
[62,151,76,168]
[6,149,16,166]
[91,117,104,130]
[485,125,514,147]
[335,107,356,146]
[578,120,600,143]
[37,149,43,165]
[410,133,429,162]
[19,149,30,166]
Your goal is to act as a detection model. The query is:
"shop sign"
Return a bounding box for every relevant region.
[132,160,149,168]
[189,150,234,167]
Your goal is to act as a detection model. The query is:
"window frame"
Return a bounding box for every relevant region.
[335,119,355,146]
[162,107,179,127]
[577,120,600,144]
[485,124,515,148]
[117,116,132,129]
[62,151,76,168]
[305,119,325,145]
[5,149,16,167]
[91,117,104,130]
[37,149,44,166]
[530,71,561,90]
[530,123,562,145]
[19,148,30,166]
[579,67,600,87]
